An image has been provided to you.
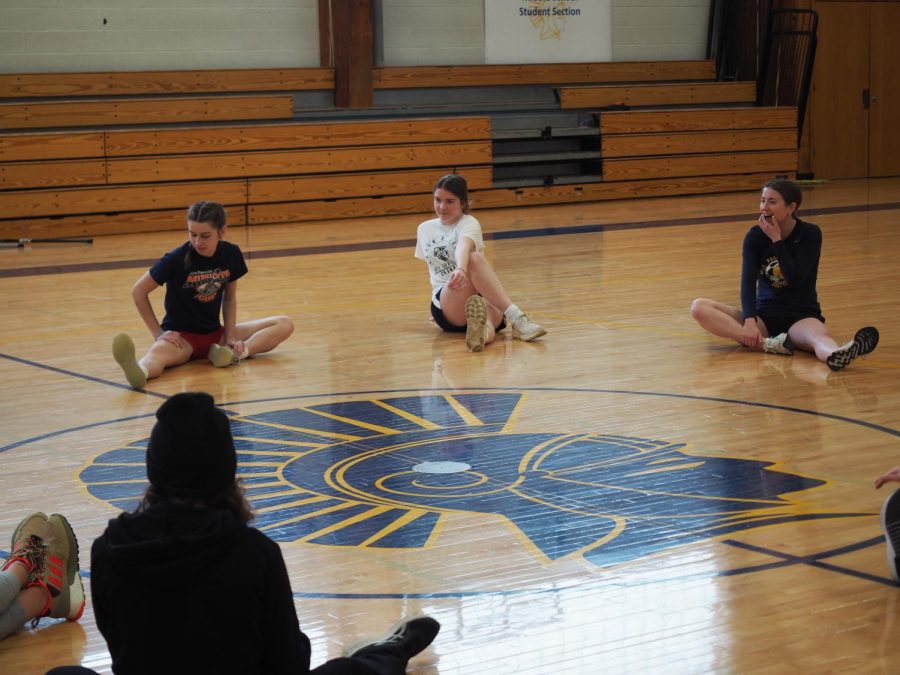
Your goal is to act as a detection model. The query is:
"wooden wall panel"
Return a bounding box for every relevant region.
[373,60,716,89]
[0,180,246,219]
[0,131,105,161]
[105,142,492,184]
[0,96,294,130]
[601,129,797,158]
[0,159,107,190]
[0,208,248,239]
[599,107,797,134]
[248,166,493,203]
[104,117,491,157]
[0,68,333,98]
[560,82,757,109]
[602,150,798,181]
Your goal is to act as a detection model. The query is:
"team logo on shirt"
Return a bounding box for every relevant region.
[762,256,787,288]
[79,391,852,569]
[427,237,457,279]
[184,268,231,302]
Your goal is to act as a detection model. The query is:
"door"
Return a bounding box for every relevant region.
[809,1,900,178]
[869,2,900,176]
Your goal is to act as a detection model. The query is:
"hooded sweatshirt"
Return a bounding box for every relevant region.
[90,501,311,675]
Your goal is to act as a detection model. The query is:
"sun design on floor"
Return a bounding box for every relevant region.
[80,392,849,567]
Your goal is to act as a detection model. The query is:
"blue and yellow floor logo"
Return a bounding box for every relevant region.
[79,391,841,568]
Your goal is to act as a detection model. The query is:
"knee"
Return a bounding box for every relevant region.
[468,251,489,270]
[690,298,708,322]
[277,315,294,338]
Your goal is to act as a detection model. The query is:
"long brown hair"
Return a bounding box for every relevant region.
[434,174,470,214]
[137,478,255,525]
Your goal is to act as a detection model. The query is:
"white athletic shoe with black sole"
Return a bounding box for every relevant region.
[826,326,879,371]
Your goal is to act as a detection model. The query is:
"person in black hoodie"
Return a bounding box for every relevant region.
[690,179,878,371]
[54,392,439,675]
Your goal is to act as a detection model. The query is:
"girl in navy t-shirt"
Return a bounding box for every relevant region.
[112,201,294,388]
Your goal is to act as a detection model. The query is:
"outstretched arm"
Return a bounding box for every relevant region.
[222,280,244,356]
[875,467,900,489]
[446,236,475,291]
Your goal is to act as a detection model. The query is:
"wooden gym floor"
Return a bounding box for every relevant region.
[1,177,898,674]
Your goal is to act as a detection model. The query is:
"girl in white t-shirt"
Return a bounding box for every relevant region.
[414,174,546,352]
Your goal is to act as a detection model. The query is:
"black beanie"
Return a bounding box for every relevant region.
[146,392,237,496]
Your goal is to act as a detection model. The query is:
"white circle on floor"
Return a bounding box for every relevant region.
[413,461,472,474]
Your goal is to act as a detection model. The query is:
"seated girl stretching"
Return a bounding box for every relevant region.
[112,201,293,388]
[415,174,546,352]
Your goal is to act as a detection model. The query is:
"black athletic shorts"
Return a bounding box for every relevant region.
[430,288,506,333]
[756,310,825,337]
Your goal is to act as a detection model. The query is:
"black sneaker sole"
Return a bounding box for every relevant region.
[826,326,879,371]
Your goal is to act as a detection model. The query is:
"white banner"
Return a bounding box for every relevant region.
[484,0,612,64]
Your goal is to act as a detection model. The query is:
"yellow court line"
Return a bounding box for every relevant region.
[260,501,360,531]
[82,478,146,485]
[298,406,401,435]
[247,487,315,501]
[373,399,442,430]
[232,416,361,441]
[296,504,395,543]
[518,433,582,473]
[232,435,327,449]
[359,509,433,547]
[501,392,527,434]
[443,394,484,426]
[623,461,707,476]
[255,494,332,513]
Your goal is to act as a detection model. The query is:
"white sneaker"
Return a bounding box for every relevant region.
[762,333,793,355]
[510,313,546,341]
[112,333,147,388]
[465,295,487,352]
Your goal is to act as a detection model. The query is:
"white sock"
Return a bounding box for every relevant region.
[504,304,523,322]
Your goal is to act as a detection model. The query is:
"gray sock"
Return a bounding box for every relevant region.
[0,570,20,610]
[0,597,27,640]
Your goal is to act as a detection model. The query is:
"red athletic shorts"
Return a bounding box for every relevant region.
[178,327,225,359]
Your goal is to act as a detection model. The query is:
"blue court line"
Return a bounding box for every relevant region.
[722,536,898,587]
[5,385,899,456]
[2,200,899,279]
[214,386,900,439]
[0,352,166,399]
[5,533,893,601]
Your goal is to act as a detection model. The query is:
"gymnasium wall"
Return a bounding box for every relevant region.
[0,0,710,73]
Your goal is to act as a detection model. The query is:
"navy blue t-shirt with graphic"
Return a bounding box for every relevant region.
[149,240,248,334]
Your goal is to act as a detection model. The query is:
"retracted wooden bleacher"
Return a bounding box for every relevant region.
[0,61,797,239]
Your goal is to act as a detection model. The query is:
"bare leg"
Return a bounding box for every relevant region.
[113,332,192,387]
[466,252,513,313]
[139,336,193,379]
[439,282,502,343]
[234,315,294,357]
[786,317,840,362]
[690,298,769,346]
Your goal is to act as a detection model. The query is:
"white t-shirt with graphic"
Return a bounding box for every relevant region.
[414,214,486,293]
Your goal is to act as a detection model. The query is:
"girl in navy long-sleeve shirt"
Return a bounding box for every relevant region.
[690,179,878,371]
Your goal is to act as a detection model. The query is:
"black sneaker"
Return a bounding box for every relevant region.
[344,615,441,662]
[881,489,900,584]
[826,326,879,371]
